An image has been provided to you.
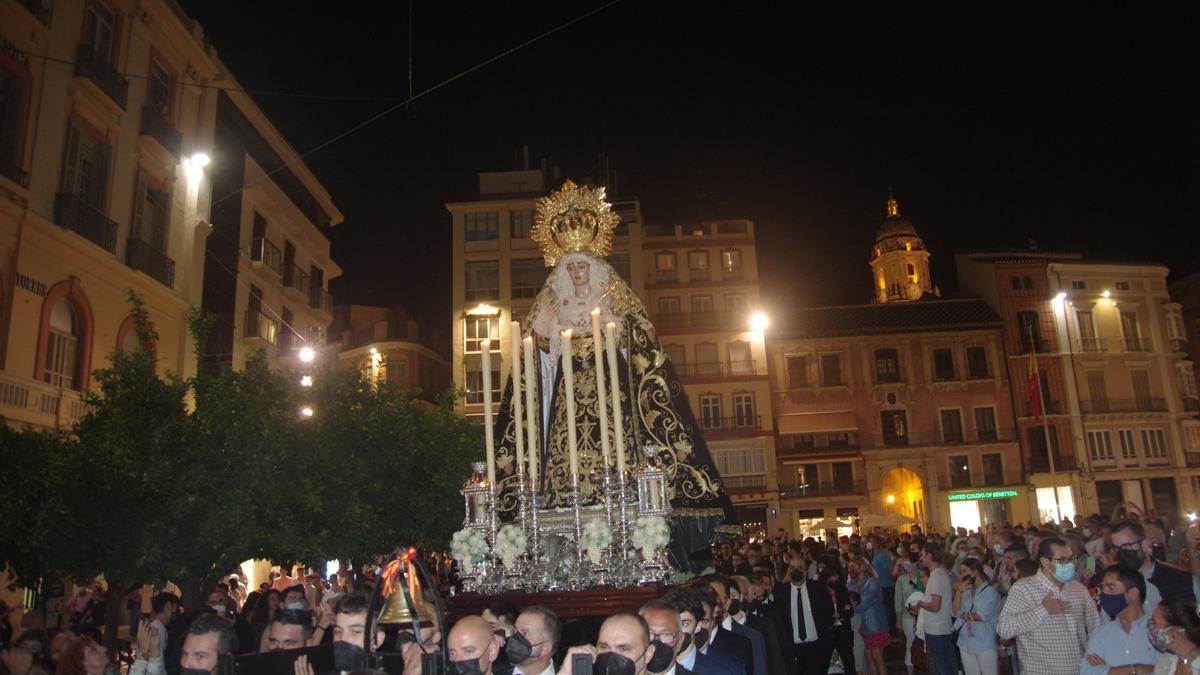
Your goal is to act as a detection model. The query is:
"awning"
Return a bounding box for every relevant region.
[776,411,858,435]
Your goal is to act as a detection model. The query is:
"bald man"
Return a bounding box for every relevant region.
[448,616,501,675]
[564,614,656,675]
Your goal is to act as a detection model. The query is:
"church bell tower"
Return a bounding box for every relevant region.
[869,195,935,303]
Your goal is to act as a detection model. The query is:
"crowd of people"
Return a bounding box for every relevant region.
[5,505,1200,675]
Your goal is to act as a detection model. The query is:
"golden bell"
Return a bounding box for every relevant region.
[377,569,436,626]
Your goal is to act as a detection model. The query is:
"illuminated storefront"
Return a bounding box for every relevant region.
[946,488,1024,530]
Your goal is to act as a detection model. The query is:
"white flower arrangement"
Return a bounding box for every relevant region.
[495,524,527,568]
[581,518,614,565]
[630,515,670,561]
[451,528,489,574]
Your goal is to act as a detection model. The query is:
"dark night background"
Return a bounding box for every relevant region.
[179,1,1198,353]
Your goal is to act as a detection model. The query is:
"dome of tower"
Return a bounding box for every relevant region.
[875,197,919,243]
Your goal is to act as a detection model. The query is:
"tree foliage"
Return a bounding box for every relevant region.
[0,292,480,609]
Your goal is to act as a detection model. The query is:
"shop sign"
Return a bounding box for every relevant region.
[948,489,1020,502]
[16,273,47,297]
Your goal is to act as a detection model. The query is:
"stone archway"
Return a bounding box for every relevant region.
[880,465,925,524]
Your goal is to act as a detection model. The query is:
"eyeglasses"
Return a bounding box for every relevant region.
[1049,556,1075,564]
[649,630,678,642]
[1115,540,1143,551]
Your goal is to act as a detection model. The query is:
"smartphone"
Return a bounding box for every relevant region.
[572,653,594,675]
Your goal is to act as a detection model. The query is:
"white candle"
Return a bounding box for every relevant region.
[511,322,524,469]
[590,308,611,468]
[605,322,626,476]
[523,336,538,485]
[481,339,496,487]
[562,329,579,479]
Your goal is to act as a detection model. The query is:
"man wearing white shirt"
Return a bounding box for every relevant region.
[511,606,560,675]
[129,592,178,675]
[772,552,834,675]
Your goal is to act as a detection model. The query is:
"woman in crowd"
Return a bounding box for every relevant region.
[53,637,115,675]
[893,554,922,675]
[248,589,280,652]
[1148,599,1200,674]
[952,557,1000,675]
[847,556,888,675]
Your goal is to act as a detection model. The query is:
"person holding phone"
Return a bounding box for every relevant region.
[952,558,1000,675]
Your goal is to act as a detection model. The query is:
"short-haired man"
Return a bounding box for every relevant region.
[913,543,955,675]
[564,613,656,675]
[483,602,519,638]
[448,615,501,675]
[640,599,694,675]
[1111,521,1197,617]
[265,610,313,651]
[330,594,382,650]
[205,590,235,623]
[728,576,785,675]
[997,536,1099,675]
[772,549,834,675]
[281,585,308,611]
[661,588,739,675]
[509,606,560,675]
[691,584,751,674]
[1081,566,1157,675]
[181,614,237,674]
[707,577,764,675]
[129,592,179,675]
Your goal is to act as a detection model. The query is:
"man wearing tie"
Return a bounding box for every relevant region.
[773,550,835,675]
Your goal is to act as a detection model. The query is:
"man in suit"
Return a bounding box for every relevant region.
[730,575,786,675]
[661,588,742,675]
[773,549,835,675]
[691,583,753,675]
[706,577,767,675]
[639,599,696,675]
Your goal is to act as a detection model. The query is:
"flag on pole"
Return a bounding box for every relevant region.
[1027,345,1042,423]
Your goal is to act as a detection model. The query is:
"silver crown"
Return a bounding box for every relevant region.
[472,461,487,475]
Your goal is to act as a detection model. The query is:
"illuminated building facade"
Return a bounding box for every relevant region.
[870,196,936,303]
[0,0,221,429]
[958,251,1200,518]
[331,304,450,404]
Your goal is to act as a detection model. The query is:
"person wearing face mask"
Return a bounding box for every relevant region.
[506,606,560,675]
[892,553,921,675]
[659,588,739,675]
[1112,522,1198,622]
[1080,566,1157,675]
[868,535,896,638]
[951,558,999,675]
[727,576,785,675]
[997,537,1099,675]
[639,600,696,675]
[180,615,238,675]
[819,563,857,675]
[280,586,308,613]
[128,592,179,675]
[448,616,502,675]
[563,614,657,675]
[846,557,886,675]
[771,552,834,675]
[1147,599,1200,674]
[706,577,764,675]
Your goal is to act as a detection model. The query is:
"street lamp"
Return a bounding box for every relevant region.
[298,346,316,363]
[749,312,769,331]
[299,375,313,387]
[299,406,314,418]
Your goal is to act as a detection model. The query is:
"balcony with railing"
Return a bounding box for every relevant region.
[0,371,88,430]
[126,238,175,287]
[687,268,711,282]
[1016,338,1051,355]
[779,480,866,499]
[249,238,283,276]
[724,475,768,492]
[55,193,117,253]
[243,310,279,346]
[1076,337,1107,352]
[1080,398,1168,414]
[699,414,762,433]
[0,156,29,188]
[1022,399,1062,417]
[283,264,309,295]
[1121,337,1152,352]
[16,0,51,25]
[1185,397,1200,413]
[139,106,182,158]
[309,285,332,315]
[677,360,764,378]
[74,44,128,109]
[1171,338,1188,354]
[653,269,679,283]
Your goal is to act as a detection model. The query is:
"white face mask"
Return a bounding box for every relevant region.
[1083,528,1093,538]
[210,604,226,615]
[286,602,305,610]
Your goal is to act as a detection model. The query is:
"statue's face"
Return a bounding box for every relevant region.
[566,260,591,288]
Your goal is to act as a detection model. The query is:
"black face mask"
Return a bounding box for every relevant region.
[505,632,535,664]
[180,669,212,675]
[450,658,485,675]
[594,651,638,675]
[728,599,743,616]
[678,632,693,654]
[693,627,710,650]
[789,569,806,583]
[1117,548,1145,569]
[647,640,675,673]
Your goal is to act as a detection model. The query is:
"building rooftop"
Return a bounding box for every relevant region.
[774,298,1002,339]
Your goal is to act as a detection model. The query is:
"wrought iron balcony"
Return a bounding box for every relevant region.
[724,475,768,491]
[243,310,279,345]
[779,480,866,498]
[126,238,175,287]
[309,285,332,314]
[1185,397,1199,413]
[1076,337,1107,352]
[654,269,678,283]
[249,237,283,276]
[699,414,762,432]
[55,193,117,253]
[139,106,182,158]
[0,156,29,188]
[677,360,762,377]
[688,268,711,282]
[1023,399,1062,417]
[74,44,128,109]
[283,264,309,293]
[1080,398,1168,414]
[1121,337,1152,352]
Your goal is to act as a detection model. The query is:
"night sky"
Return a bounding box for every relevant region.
[179,1,1198,353]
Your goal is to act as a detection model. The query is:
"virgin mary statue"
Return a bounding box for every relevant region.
[490,180,737,570]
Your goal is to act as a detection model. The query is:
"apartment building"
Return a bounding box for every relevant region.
[0,0,219,429]
[958,251,1200,517]
[331,304,450,404]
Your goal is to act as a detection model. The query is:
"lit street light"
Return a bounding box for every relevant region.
[750,312,769,331]
[298,346,316,362]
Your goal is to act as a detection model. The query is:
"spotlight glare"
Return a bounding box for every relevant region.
[299,406,314,417]
[299,375,313,387]
[298,346,316,362]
